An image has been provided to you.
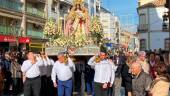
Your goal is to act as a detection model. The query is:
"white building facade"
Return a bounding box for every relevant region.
[100,7,116,43]
[138,0,169,51]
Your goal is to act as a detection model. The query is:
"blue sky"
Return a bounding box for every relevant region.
[102,0,138,32]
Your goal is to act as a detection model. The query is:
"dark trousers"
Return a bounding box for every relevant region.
[40,76,47,96]
[58,79,73,96]
[47,76,55,96]
[108,87,113,96]
[12,78,23,95]
[24,76,41,96]
[94,82,107,96]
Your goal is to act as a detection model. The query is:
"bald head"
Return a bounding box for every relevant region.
[131,61,142,76]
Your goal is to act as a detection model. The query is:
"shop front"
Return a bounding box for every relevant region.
[0,35,16,51]
[28,38,46,52]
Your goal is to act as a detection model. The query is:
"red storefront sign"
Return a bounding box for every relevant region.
[19,37,30,43]
[0,35,16,42]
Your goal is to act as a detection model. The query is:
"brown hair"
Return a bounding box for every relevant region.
[155,62,170,81]
[126,56,137,66]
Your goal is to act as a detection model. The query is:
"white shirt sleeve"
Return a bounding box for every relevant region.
[108,60,116,84]
[37,58,44,66]
[50,59,55,65]
[21,61,32,73]
[51,62,57,83]
[110,64,115,84]
[88,56,96,67]
[46,57,52,65]
[68,58,76,72]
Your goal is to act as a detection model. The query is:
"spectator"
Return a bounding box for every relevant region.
[21,51,42,96]
[131,61,152,96]
[148,52,156,79]
[113,53,124,96]
[51,52,75,96]
[0,66,4,96]
[11,56,22,95]
[88,52,115,96]
[149,63,170,96]
[2,52,12,94]
[155,54,163,65]
[121,56,136,96]
[137,51,150,74]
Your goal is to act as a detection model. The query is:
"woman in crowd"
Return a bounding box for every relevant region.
[155,54,164,65]
[148,52,156,79]
[149,63,170,96]
[121,56,136,96]
[11,55,22,95]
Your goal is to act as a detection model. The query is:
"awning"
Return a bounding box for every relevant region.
[0,35,16,42]
[19,37,30,43]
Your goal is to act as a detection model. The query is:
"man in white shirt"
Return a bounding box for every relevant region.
[21,51,43,96]
[88,52,115,96]
[51,52,75,96]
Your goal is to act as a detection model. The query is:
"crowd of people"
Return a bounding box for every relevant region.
[0,49,169,96]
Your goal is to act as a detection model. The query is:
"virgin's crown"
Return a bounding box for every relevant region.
[73,0,84,5]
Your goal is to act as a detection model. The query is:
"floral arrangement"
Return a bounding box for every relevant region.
[50,35,90,47]
[44,19,58,36]
[90,16,104,44]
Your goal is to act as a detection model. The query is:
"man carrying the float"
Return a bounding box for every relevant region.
[88,51,116,96]
[51,52,75,96]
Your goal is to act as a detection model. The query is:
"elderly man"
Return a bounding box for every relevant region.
[51,52,75,96]
[131,61,152,96]
[137,51,150,74]
[21,51,43,96]
[88,52,116,96]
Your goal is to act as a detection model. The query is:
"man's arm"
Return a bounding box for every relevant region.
[109,61,116,85]
[21,61,32,73]
[51,62,57,84]
[88,56,96,67]
[68,58,76,72]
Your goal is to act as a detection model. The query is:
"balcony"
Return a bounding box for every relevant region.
[26,7,45,18]
[138,24,148,31]
[27,29,44,38]
[0,25,21,36]
[27,0,46,3]
[0,0,23,12]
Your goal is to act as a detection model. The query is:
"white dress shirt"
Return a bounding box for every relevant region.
[46,58,54,77]
[21,60,43,78]
[39,58,48,76]
[88,56,116,84]
[51,58,75,83]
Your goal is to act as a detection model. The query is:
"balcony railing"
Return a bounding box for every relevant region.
[138,24,148,31]
[27,29,44,38]
[26,7,45,18]
[0,25,21,36]
[0,0,23,12]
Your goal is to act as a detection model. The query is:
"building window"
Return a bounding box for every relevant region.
[139,14,148,31]
[139,14,146,24]
[140,39,146,51]
[165,38,170,50]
